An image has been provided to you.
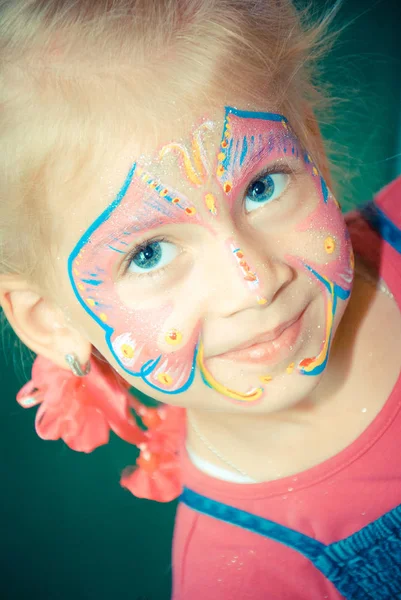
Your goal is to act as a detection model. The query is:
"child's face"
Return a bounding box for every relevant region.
[60,104,353,414]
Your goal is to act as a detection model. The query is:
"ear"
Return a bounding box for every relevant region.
[0,275,92,370]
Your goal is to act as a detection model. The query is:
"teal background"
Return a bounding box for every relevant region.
[1,2,400,599]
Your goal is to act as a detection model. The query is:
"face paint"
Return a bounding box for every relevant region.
[69,163,202,395]
[197,340,264,403]
[68,106,352,407]
[216,107,299,208]
[226,238,267,305]
[204,193,218,216]
[290,155,353,377]
[159,121,214,187]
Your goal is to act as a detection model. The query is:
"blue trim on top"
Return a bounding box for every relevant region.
[361,202,401,254]
[181,488,401,600]
[181,488,324,563]
[225,106,287,123]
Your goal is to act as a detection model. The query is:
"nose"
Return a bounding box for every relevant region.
[203,231,294,319]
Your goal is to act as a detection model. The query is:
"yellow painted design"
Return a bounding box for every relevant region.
[312,166,318,176]
[205,193,218,216]
[87,298,96,307]
[217,165,225,177]
[185,207,196,216]
[73,269,80,276]
[260,375,273,383]
[99,313,108,322]
[121,344,135,359]
[350,248,355,270]
[218,152,225,161]
[224,182,232,194]
[78,283,85,291]
[197,341,263,403]
[157,373,173,386]
[300,281,333,374]
[257,296,268,305]
[159,122,212,187]
[286,362,295,374]
[165,330,183,346]
[324,236,336,254]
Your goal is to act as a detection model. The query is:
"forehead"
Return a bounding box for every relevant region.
[61,104,296,254]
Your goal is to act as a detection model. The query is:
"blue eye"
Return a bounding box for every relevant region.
[245,173,289,212]
[127,240,178,274]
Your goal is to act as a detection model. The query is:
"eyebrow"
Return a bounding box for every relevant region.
[238,137,302,185]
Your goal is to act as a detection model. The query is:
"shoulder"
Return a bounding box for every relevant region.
[345,176,401,276]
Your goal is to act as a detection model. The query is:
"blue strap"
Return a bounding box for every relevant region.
[181,487,324,562]
[361,202,401,254]
[181,488,401,600]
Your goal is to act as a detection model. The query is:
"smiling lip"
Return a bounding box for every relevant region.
[214,311,305,366]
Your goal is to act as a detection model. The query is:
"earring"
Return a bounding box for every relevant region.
[65,353,91,377]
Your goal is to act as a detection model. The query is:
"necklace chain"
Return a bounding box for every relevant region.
[188,267,394,479]
[188,415,254,480]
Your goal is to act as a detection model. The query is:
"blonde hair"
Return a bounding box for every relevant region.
[0,0,340,291]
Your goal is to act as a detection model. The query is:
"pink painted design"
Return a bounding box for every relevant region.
[226,238,267,304]
[70,165,202,394]
[215,110,301,209]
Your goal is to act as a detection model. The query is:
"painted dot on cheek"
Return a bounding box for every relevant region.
[157,373,173,386]
[165,330,183,345]
[324,236,336,254]
[99,313,108,323]
[286,362,295,374]
[224,182,232,193]
[260,375,273,383]
[121,344,135,359]
[185,207,196,216]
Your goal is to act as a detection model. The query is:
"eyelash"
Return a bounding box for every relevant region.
[246,162,295,196]
[120,162,297,277]
[120,235,168,278]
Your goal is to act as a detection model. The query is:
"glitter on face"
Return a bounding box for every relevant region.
[68,106,352,404]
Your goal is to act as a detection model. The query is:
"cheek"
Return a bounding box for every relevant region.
[71,262,203,395]
[286,171,354,290]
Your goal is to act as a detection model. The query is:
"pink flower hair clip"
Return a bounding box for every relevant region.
[17,352,185,502]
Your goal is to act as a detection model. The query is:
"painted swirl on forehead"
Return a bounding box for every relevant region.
[68,107,352,403]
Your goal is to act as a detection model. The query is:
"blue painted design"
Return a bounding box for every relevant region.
[362,202,401,254]
[81,278,103,286]
[181,488,401,600]
[67,162,196,395]
[233,139,240,168]
[225,106,287,122]
[301,264,351,377]
[320,177,329,203]
[107,245,126,254]
[249,135,255,155]
[240,136,248,166]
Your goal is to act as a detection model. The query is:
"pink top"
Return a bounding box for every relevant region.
[172,177,401,600]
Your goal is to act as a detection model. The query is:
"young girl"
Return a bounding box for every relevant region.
[1,1,400,598]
